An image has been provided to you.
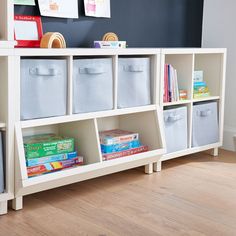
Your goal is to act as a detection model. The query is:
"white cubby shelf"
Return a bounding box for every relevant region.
[0,43,226,213]
[160,48,226,162]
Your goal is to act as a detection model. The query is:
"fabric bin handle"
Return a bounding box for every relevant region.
[124,65,144,73]
[166,114,182,123]
[29,67,58,76]
[79,67,105,75]
[199,109,212,117]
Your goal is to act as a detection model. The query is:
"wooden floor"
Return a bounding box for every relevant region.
[1,150,236,236]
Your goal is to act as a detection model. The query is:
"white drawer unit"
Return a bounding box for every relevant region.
[192,101,219,147]
[21,59,67,120]
[118,58,151,108]
[164,106,188,153]
[73,58,113,113]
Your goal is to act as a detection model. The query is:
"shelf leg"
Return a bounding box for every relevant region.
[0,201,8,215]
[12,197,23,211]
[145,163,153,174]
[154,161,162,172]
[211,147,219,157]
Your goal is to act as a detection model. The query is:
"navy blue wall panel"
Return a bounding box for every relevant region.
[15,0,204,48]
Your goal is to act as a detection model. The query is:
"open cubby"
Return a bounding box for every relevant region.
[21,119,101,170]
[97,111,162,154]
[164,54,194,101]
[194,53,224,97]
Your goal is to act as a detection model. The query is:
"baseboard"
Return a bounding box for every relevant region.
[222,125,236,152]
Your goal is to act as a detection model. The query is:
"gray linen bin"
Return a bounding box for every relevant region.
[73,58,113,113]
[192,101,219,147]
[21,59,67,120]
[118,58,151,108]
[0,132,4,193]
[164,106,188,153]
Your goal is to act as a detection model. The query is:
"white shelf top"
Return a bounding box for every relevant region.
[163,100,192,107]
[20,105,158,129]
[0,123,6,129]
[14,48,162,56]
[193,96,220,103]
[0,40,16,49]
[162,48,227,54]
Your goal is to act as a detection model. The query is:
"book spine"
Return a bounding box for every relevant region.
[102,146,149,161]
[27,157,84,177]
[26,151,78,167]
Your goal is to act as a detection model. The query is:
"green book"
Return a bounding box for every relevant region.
[24,134,74,159]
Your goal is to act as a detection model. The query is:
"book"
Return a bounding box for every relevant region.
[164,64,180,102]
[194,71,204,82]
[99,129,139,145]
[27,156,84,177]
[102,145,149,161]
[26,151,78,167]
[24,134,74,159]
[101,140,141,154]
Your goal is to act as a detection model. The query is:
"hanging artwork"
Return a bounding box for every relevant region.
[14,0,36,5]
[84,0,111,18]
[38,0,79,19]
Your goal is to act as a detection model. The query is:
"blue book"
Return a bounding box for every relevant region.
[101,140,141,154]
[26,151,77,167]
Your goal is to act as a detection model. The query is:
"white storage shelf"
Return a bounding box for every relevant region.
[160,48,226,161]
[0,46,226,214]
[13,49,165,201]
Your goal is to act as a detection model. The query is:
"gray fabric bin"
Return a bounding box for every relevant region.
[21,59,67,120]
[192,101,219,147]
[118,58,151,108]
[0,132,4,193]
[73,58,113,113]
[164,106,188,153]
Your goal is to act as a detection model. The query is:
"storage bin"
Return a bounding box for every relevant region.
[164,106,188,153]
[73,58,113,113]
[192,101,219,147]
[0,132,4,193]
[118,58,151,108]
[21,59,67,120]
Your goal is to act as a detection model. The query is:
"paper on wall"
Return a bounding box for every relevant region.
[84,0,111,18]
[14,0,36,5]
[38,0,79,19]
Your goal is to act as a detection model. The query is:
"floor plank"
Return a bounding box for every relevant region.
[1,150,236,236]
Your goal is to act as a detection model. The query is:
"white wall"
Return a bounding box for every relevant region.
[202,0,236,151]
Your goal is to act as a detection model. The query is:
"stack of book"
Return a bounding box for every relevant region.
[163,64,180,103]
[193,71,210,98]
[24,134,84,177]
[99,129,148,161]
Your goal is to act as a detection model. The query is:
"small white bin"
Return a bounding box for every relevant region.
[118,58,151,108]
[73,58,113,113]
[21,59,67,120]
[192,101,219,147]
[164,106,188,153]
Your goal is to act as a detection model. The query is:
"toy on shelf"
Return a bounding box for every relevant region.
[40,32,66,48]
[99,129,148,160]
[193,71,210,99]
[94,32,127,49]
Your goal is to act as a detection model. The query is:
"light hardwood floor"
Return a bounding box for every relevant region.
[0,150,236,236]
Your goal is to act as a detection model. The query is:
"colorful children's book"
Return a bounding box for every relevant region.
[27,156,84,177]
[26,151,78,167]
[24,134,74,159]
[102,145,149,161]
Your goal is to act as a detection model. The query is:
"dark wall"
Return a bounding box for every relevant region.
[15,0,204,48]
